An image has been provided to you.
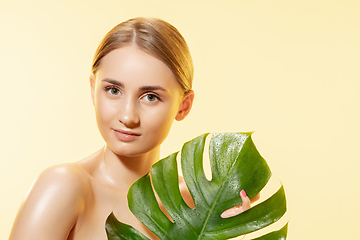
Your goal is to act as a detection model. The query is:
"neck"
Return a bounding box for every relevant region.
[100,145,159,189]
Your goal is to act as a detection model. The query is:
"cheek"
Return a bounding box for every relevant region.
[145,104,178,135]
[95,95,117,127]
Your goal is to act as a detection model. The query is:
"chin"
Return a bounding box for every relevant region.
[108,144,157,158]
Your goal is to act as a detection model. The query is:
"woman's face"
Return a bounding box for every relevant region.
[91,45,190,157]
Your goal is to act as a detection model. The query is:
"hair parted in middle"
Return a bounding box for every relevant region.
[91,17,194,93]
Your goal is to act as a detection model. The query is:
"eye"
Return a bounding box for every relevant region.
[142,93,160,102]
[105,86,121,96]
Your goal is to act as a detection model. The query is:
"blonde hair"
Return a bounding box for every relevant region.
[91,17,193,93]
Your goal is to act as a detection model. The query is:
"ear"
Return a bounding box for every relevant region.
[90,74,95,105]
[175,90,195,121]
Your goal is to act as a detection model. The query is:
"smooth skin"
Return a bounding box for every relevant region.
[9,45,258,240]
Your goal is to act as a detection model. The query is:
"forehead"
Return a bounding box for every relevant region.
[96,46,180,90]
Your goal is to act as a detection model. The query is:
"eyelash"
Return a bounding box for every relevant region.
[142,92,162,102]
[104,86,162,102]
[104,86,121,95]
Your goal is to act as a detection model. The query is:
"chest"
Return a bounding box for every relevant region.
[69,179,157,240]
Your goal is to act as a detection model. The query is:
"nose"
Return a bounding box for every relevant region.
[118,98,140,128]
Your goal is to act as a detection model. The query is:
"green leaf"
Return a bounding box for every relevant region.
[105,212,149,240]
[107,132,287,239]
[250,223,288,240]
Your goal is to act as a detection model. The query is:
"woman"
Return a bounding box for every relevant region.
[9,17,257,240]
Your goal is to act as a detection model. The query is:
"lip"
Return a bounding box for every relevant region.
[113,129,141,142]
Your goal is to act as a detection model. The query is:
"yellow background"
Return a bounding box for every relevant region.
[1,0,359,239]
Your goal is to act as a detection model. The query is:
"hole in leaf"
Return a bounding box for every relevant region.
[203,133,213,181]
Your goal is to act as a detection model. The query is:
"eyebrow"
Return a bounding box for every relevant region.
[139,86,166,91]
[102,78,124,87]
[102,78,166,92]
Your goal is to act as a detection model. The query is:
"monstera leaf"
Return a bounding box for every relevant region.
[106,132,287,239]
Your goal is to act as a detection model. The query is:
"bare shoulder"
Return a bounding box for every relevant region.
[30,163,91,201]
[39,163,89,189]
[9,163,90,240]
